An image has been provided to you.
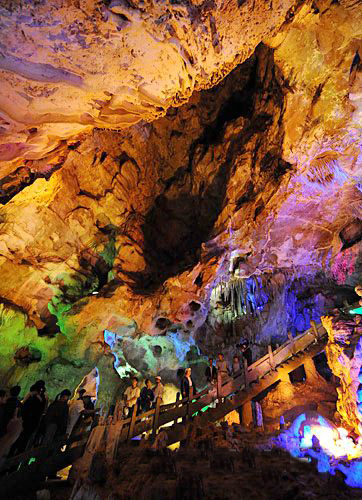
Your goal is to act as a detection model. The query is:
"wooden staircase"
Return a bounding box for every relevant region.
[0,320,328,496]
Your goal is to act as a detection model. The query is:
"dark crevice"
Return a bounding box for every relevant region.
[122,44,289,294]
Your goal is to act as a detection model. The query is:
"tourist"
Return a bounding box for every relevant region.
[139,379,154,414]
[2,386,22,437]
[231,355,241,376]
[0,407,22,463]
[181,368,196,400]
[67,388,86,437]
[241,341,252,366]
[216,353,229,382]
[124,377,141,417]
[153,376,164,406]
[205,358,217,384]
[15,380,48,452]
[42,389,71,445]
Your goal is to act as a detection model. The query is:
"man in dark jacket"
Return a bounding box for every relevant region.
[139,379,154,414]
[42,389,71,445]
[2,386,22,437]
[205,358,217,384]
[180,368,197,400]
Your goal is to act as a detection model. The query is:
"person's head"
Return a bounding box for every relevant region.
[218,353,224,361]
[208,357,213,366]
[0,389,6,403]
[155,376,161,385]
[10,385,21,398]
[233,355,239,362]
[33,380,45,393]
[59,389,71,402]
[131,377,138,388]
[145,378,152,389]
[78,388,86,399]
[185,368,192,377]
[83,395,92,406]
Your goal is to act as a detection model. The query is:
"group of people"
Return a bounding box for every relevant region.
[0,380,96,463]
[120,344,254,417]
[0,343,254,460]
[122,375,165,416]
[121,368,198,418]
[205,343,253,385]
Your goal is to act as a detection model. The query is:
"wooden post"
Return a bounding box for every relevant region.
[310,320,319,341]
[152,397,161,438]
[287,332,295,354]
[217,371,222,403]
[243,358,249,390]
[127,406,137,443]
[268,344,275,370]
[174,392,180,426]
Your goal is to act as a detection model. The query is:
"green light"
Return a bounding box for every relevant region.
[28,457,36,465]
[349,307,362,314]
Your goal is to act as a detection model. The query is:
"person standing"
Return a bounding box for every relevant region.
[124,377,141,417]
[205,358,217,384]
[180,368,196,400]
[152,376,164,406]
[231,355,241,376]
[2,386,22,437]
[216,353,229,383]
[42,389,71,445]
[15,381,47,452]
[241,341,252,366]
[0,407,22,463]
[139,379,154,414]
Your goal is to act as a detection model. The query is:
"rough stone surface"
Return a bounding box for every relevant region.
[323,312,362,433]
[0,1,361,402]
[0,0,296,164]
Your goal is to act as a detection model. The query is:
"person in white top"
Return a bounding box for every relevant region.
[152,376,164,406]
[67,388,86,436]
[124,377,140,417]
[216,353,229,382]
[181,367,196,399]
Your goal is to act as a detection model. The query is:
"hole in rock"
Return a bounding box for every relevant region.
[14,346,42,365]
[194,273,203,287]
[189,301,201,312]
[155,317,171,330]
[153,345,162,357]
[313,351,333,382]
[288,365,306,384]
[339,218,362,250]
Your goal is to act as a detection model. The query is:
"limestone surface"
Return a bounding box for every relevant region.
[0,1,361,402]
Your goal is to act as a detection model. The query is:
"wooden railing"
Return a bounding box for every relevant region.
[90,318,327,445]
[0,318,328,487]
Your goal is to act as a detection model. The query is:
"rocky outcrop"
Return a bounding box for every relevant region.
[0,0,298,165]
[323,313,362,433]
[0,1,360,402]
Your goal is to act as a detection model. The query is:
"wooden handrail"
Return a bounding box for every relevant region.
[1,319,328,478]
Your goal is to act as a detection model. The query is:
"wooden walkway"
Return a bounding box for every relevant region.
[0,320,327,495]
[77,320,327,455]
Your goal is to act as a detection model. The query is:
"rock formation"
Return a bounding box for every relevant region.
[323,312,362,434]
[0,0,361,402]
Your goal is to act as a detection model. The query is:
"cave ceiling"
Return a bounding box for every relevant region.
[0,0,361,397]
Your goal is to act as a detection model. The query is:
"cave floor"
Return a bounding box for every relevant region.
[61,424,362,500]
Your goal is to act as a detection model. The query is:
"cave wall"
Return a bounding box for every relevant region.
[0,1,360,403]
